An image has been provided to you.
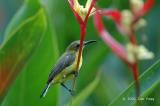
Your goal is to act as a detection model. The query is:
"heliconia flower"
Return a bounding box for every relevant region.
[100,9,121,24]
[130,0,144,13]
[126,43,154,63]
[121,10,147,34]
[141,0,155,15]
[133,18,147,30]
[121,10,133,34]
[68,0,96,24]
[134,0,155,17]
[98,0,154,36]
[94,0,155,99]
[94,11,129,63]
[94,10,141,98]
[73,0,96,21]
[130,0,155,17]
[99,9,128,36]
[68,0,96,71]
[100,9,147,36]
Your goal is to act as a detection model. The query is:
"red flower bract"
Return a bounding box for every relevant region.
[135,0,155,17]
[93,0,154,99]
[142,0,154,15]
[94,11,128,63]
[94,10,140,100]
[68,0,96,71]
[101,9,121,24]
[99,9,130,36]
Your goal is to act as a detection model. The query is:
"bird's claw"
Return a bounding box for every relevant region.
[73,71,78,78]
[69,90,76,96]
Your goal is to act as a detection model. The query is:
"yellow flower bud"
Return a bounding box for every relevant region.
[73,0,96,21]
[134,18,147,30]
[126,43,154,63]
[130,0,144,13]
[121,10,133,32]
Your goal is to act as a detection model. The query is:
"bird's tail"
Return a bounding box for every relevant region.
[40,83,51,98]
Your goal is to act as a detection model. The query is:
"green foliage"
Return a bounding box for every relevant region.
[66,73,100,106]
[0,0,160,106]
[4,0,41,38]
[0,9,47,103]
[110,59,160,106]
[77,41,108,90]
[71,73,100,106]
[1,0,60,106]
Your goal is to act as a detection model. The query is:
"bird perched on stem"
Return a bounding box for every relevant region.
[40,40,96,98]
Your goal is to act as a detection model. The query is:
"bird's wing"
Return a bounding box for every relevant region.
[47,53,76,84]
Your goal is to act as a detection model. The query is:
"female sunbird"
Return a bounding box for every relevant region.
[40,40,96,98]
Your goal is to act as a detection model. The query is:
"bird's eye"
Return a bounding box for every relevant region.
[76,44,80,48]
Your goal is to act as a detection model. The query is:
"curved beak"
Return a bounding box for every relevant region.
[84,40,97,46]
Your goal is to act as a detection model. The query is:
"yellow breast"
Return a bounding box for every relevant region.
[53,52,83,83]
[67,52,82,72]
[75,52,82,70]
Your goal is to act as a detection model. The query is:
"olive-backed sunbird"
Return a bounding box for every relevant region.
[40,40,96,98]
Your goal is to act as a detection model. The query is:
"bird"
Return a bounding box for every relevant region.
[40,40,96,98]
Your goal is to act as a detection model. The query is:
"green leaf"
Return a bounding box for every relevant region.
[67,73,100,106]
[109,59,160,106]
[4,0,41,38]
[0,9,47,103]
[78,41,108,90]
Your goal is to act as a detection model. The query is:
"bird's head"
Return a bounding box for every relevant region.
[66,40,96,52]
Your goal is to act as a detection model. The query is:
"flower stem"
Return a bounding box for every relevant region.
[76,24,86,71]
[130,63,140,98]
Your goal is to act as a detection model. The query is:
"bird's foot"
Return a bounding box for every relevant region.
[61,83,76,96]
[69,90,76,96]
[73,71,79,78]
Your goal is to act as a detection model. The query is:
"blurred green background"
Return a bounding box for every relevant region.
[0,0,160,106]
